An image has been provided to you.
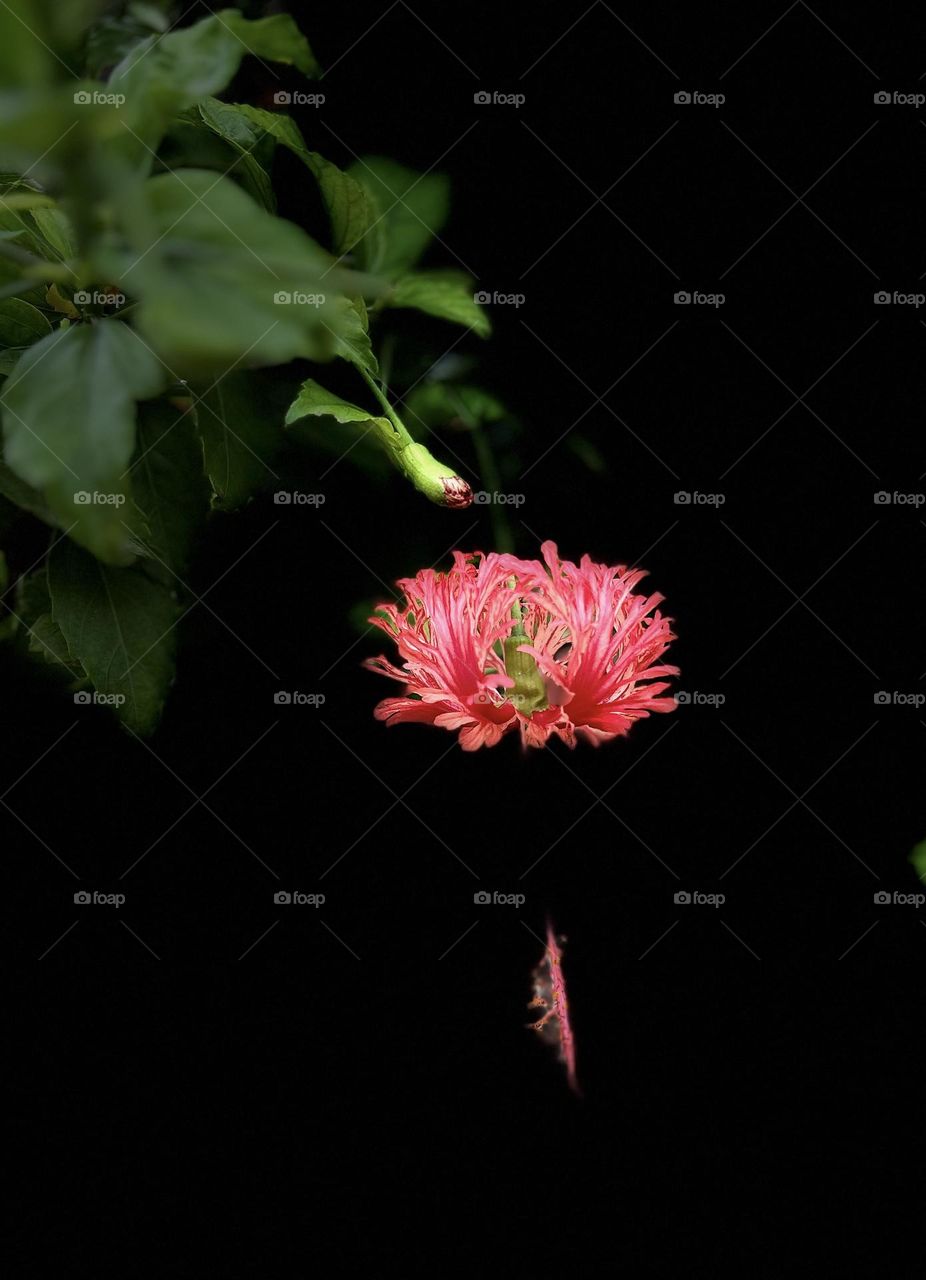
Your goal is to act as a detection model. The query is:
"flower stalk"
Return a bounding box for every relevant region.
[358,367,473,508]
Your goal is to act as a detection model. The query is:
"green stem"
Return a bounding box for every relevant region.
[358,365,412,443]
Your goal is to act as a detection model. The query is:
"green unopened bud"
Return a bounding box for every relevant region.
[503,636,548,712]
[359,367,473,508]
[390,440,473,509]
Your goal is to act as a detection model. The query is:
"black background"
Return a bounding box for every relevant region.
[8,1,925,1271]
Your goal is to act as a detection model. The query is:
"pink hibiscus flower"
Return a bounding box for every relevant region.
[363,540,678,750]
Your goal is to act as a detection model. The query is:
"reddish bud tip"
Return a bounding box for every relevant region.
[441,476,473,508]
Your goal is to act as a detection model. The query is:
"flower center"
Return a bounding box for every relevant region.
[502,631,547,713]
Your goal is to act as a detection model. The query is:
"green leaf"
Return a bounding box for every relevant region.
[0,210,57,308]
[96,169,369,374]
[283,380,392,479]
[0,299,52,347]
[0,0,56,88]
[0,0,99,75]
[219,10,319,76]
[13,565,85,675]
[347,157,449,276]
[194,99,277,210]
[83,1,173,77]
[49,538,179,734]
[17,564,50,619]
[129,2,171,31]
[29,206,75,260]
[385,270,490,336]
[198,102,378,258]
[285,378,391,432]
[0,457,58,524]
[156,115,274,210]
[215,102,306,153]
[302,152,381,261]
[911,839,926,884]
[28,610,79,669]
[0,85,113,195]
[1,320,166,564]
[131,399,209,578]
[194,370,285,510]
[0,198,62,270]
[0,273,47,313]
[110,10,320,159]
[330,297,378,375]
[284,374,469,506]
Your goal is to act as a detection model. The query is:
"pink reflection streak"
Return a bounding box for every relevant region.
[528,918,580,1095]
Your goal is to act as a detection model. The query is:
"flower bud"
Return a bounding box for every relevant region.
[389,440,473,508]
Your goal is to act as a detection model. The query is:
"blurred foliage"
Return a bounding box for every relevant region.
[0,2,606,732]
[0,1,499,731]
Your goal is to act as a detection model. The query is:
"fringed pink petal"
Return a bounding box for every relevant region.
[364,542,678,750]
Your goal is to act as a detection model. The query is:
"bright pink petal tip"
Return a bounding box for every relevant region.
[528,917,579,1094]
[363,542,678,750]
